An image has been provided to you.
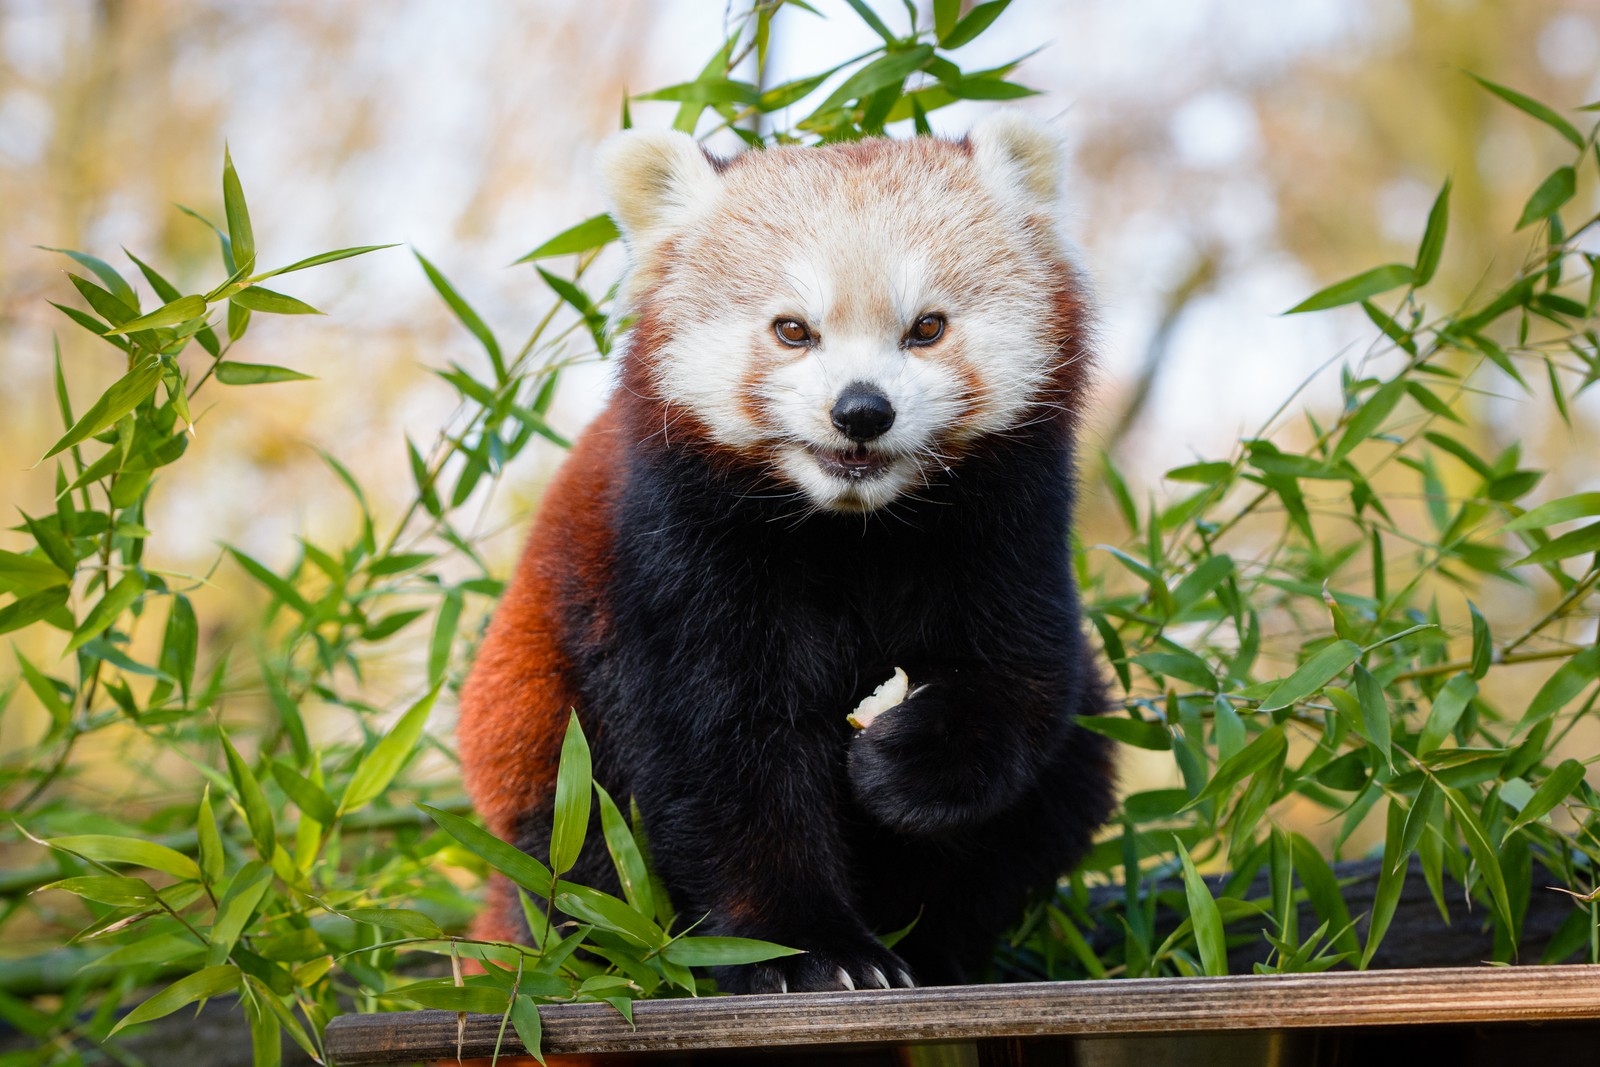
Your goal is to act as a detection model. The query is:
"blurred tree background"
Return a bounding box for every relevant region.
[4,0,1595,564]
[0,0,1598,1062]
[9,0,1593,842]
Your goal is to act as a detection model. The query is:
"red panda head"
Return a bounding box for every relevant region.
[598,113,1090,513]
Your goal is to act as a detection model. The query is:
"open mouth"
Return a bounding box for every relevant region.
[809,443,893,481]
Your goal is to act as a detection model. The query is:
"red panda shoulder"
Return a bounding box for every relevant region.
[456,402,627,844]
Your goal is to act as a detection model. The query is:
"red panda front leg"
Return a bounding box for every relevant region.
[846,661,1087,837]
[624,712,915,994]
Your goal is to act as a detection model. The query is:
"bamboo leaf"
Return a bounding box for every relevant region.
[197,786,224,886]
[206,861,273,966]
[103,294,206,335]
[214,361,314,385]
[1165,461,1234,485]
[427,588,462,687]
[1412,178,1451,286]
[108,965,240,1036]
[222,146,255,271]
[1516,166,1576,229]
[595,783,654,920]
[230,285,321,315]
[160,594,198,702]
[1468,602,1492,680]
[415,250,504,380]
[388,980,508,1014]
[1133,649,1216,689]
[38,246,137,305]
[1507,759,1587,832]
[549,711,593,877]
[1504,492,1600,531]
[513,213,620,264]
[41,354,162,460]
[64,571,145,654]
[1352,665,1393,767]
[339,907,443,939]
[224,547,313,617]
[222,731,277,860]
[68,272,135,325]
[423,804,555,898]
[841,0,894,40]
[1417,673,1477,755]
[1076,714,1172,750]
[1397,779,1442,870]
[1514,521,1600,566]
[1361,799,1408,968]
[1516,646,1600,735]
[660,936,804,967]
[339,686,440,814]
[1440,785,1515,932]
[270,760,337,825]
[1331,379,1406,462]
[1289,832,1360,957]
[511,996,546,1065]
[553,884,662,949]
[814,46,934,114]
[634,77,761,107]
[1175,840,1227,976]
[1286,264,1413,314]
[0,587,71,636]
[16,651,69,726]
[1469,73,1584,148]
[945,76,1036,100]
[1183,725,1286,810]
[40,874,157,907]
[251,244,396,280]
[940,0,1011,48]
[47,834,199,881]
[1258,640,1361,715]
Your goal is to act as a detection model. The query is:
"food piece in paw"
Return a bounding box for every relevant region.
[847,668,910,730]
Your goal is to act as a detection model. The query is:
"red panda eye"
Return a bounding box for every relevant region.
[773,319,813,346]
[906,313,946,347]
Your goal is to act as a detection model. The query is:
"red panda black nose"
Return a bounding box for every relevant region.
[830,383,896,442]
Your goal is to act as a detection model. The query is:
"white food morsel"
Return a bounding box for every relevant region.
[847,667,911,730]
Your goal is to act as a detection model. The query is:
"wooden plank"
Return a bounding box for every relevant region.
[324,964,1600,1064]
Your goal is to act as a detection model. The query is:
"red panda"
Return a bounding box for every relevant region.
[456,112,1115,993]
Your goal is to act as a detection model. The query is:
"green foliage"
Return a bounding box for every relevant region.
[1,3,1598,1065]
[1006,71,1600,982]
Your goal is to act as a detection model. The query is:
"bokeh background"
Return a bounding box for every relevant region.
[2,0,1598,815]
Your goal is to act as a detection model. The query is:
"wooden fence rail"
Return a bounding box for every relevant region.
[324,964,1600,1064]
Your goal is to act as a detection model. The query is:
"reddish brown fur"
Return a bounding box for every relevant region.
[1046,275,1094,405]
[456,405,626,940]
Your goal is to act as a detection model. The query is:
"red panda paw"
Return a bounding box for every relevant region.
[719,940,915,994]
[845,684,979,834]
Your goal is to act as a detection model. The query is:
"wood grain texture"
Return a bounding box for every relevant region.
[324,964,1600,1064]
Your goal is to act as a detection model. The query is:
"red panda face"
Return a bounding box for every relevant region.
[599,114,1085,513]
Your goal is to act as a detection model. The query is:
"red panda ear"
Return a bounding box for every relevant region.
[968,111,1063,210]
[597,130,720,258]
